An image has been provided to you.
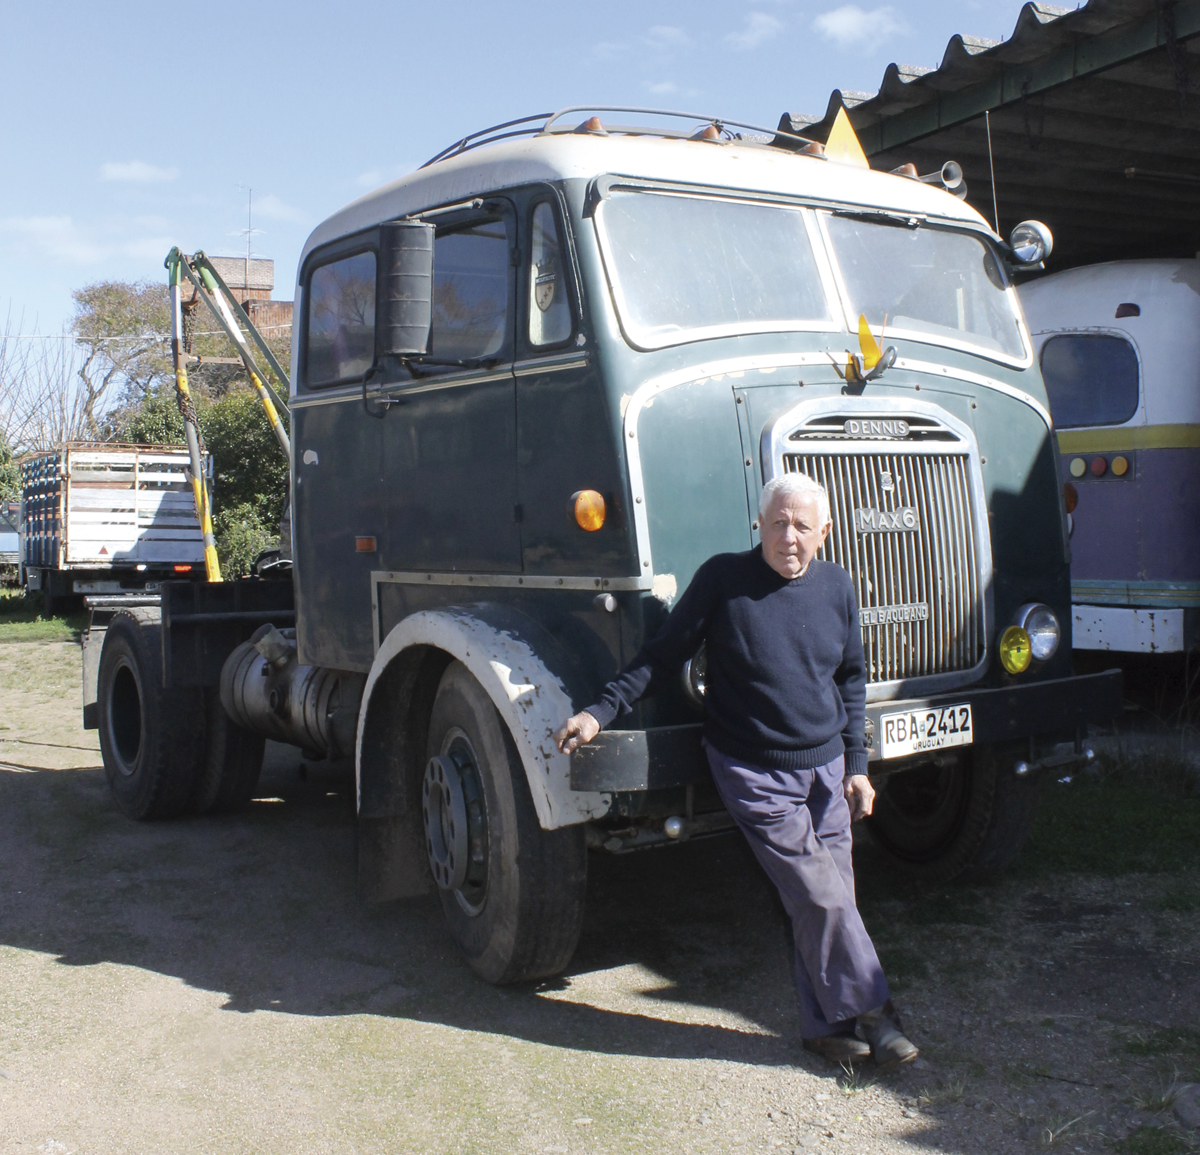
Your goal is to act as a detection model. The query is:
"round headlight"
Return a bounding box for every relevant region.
[1018,603,1061,662]
[999,625,1032,675]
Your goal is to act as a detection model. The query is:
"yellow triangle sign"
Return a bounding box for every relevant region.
[858,314,883,369]
[825,107,870,169]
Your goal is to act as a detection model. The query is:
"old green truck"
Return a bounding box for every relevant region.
[85,109,1120,985]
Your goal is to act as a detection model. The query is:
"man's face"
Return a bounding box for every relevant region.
[760,490,831,580]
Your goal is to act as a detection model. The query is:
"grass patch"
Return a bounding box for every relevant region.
[0,590,85,642]
[1017,760,1200,876]
[1114,1125,1188,1155]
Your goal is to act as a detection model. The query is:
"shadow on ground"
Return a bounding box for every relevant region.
[3,737,1200,1155]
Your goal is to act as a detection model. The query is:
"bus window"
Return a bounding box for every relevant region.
[1040,333,1139,428]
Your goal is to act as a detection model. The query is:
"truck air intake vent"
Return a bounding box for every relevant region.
[783,450,983,683]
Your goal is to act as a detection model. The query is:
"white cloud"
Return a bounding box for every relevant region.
[0,214,174,266]
[354,163,418,190]
[813,5,909,51]
[593,40,629,60]
[646,80,679,95]
[99,160,179,184]
[643,25,692,49]
[726,12,784,50]
[252,193,307,224]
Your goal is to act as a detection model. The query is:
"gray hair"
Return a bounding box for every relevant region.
[759,473,830,525]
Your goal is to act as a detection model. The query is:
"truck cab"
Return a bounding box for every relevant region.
[90,110,1122,985]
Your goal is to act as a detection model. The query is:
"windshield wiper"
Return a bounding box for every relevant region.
[832,209,924,229]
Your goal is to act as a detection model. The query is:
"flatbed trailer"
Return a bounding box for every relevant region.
[22,443,207,611]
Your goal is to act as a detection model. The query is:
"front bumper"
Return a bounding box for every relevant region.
[569,669,1123,792]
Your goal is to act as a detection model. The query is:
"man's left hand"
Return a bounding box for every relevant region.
[844,774,875,822]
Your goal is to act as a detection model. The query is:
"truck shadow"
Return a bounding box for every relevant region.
[0,744,860,1073]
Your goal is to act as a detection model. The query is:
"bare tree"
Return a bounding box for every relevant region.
[72,280,173,434]
[0,310,92,453]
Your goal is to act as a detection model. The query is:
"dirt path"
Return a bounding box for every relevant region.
[1,641,1197,1154]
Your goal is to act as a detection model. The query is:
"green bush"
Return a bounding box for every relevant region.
[214,503,277,578]
[200,388,289,526]
[109,388,186,444]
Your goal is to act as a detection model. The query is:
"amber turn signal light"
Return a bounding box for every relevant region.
[1063,482,1078,513]
[572,490,606,532]
[355,536,377,552]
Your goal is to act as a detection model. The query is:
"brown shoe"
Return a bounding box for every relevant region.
[803,1033,872,1063]
[855,1003,919,1070]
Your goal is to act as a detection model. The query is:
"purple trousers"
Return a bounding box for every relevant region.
[704,743,890,1038]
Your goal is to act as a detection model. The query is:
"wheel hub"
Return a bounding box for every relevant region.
[423,754,471,891]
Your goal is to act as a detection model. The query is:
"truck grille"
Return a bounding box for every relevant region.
[783,451,983,683]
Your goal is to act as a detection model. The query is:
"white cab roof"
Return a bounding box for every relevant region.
[301,133,992,266]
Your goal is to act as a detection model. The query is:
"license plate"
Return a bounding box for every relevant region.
[879,703,973,759]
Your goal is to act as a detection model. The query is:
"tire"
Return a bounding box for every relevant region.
[865,743,1039,883]
[189,689,266,815]
[424,661,587,985]
[97,611,204,821]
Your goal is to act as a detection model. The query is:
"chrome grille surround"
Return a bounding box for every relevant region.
[760,397,992,703]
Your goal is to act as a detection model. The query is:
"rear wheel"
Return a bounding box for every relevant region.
[189,689,266,814]
[97,612,204,820]
[865,743,1039,883]
[424,661,587,984]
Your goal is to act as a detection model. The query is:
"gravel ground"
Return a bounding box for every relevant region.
[1,639,1198,1154]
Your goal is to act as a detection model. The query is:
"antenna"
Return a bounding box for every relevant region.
[235,183,262,294]
[985,110,1000,235]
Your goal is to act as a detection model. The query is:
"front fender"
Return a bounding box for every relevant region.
[356,604,611,829]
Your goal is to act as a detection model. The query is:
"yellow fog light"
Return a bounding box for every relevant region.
[999,625,1032,674]
[573,489,606,532]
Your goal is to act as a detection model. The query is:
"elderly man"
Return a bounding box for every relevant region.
[555,473,917,1068]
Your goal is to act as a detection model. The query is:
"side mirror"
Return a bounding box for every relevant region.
[1009,220,1053,265]
[378,221,434,356]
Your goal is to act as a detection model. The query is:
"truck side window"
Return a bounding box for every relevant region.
[306,250,376,386]
[1040,333,1139,428]
[432,219,510,361]
[528,201,572,347]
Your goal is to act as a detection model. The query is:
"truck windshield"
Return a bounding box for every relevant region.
[595,189,831,349]
[823,214,1027,360]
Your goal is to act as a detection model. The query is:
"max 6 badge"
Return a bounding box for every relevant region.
[879,704,973,758]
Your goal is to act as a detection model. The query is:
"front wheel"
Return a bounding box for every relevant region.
[424,661,587,984]
[865,743,1039,883]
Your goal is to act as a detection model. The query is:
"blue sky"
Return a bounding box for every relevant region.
[1,0,1032,334]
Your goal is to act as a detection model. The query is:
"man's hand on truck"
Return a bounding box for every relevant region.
[554,711,601,755]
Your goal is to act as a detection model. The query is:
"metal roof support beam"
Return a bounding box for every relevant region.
[859,0,1200,154]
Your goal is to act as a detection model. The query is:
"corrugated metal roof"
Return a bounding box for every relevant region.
[779,0,1200,269]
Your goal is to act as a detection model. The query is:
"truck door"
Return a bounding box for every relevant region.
[379,200,521,575]
[292,242,386,671]
[513,192,629,577]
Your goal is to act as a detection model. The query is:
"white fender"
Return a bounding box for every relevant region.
[355,607,611,830]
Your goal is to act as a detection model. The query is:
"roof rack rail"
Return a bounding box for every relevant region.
[421,106,821,168]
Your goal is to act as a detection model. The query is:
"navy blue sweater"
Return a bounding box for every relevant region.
[586,549,868,775]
